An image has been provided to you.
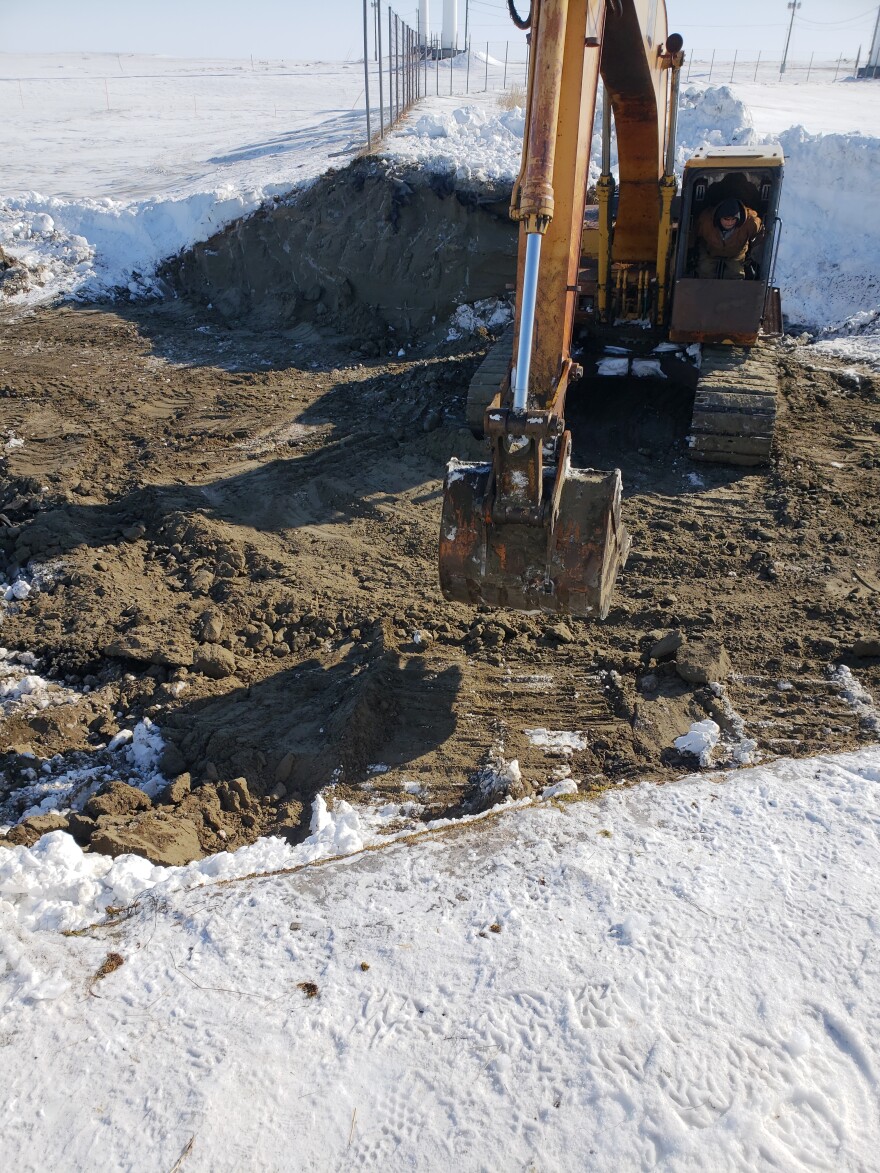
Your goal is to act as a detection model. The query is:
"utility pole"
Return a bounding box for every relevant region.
[780,1,801,76]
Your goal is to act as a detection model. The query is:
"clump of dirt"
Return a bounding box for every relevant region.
[0,245,29,297]
[1,301,879,864]
[161,158,518,345]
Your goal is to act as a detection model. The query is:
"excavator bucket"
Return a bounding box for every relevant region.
[439,457,631,618]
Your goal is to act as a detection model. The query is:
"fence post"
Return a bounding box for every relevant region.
[362,0,373,143]
[377,0,385,135]
[707,48,715,82]
[466,36,471,93]
[754,49,761,82]
[855,44,862,77]
[485,41,489,91]
[450,37,454,94]
[806,50,814,83]
[730,49,737,82]
[504,41,509,89]
[686,52,692,82]
[395,14,400,120]
[834,53,842,82]
[436,35,440,94]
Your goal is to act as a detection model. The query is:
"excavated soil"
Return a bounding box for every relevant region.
[161,158,518,343]
[1,294,879,864]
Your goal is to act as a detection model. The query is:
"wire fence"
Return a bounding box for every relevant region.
[362,10,531,144]
[683,53,865,86]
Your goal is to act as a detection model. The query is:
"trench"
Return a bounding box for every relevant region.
[161,158,519,348]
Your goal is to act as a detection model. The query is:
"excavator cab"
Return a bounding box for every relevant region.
[669,146,784,344]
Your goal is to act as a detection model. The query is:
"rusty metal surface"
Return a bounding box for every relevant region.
[600,0,668,264]
[669,278,766,344]
[438,459,631,618]
[762,286,783,336]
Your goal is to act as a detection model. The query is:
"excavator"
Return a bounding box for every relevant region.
[438,0,783,618]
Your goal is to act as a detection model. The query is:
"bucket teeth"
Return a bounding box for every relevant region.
[438,459,631,618]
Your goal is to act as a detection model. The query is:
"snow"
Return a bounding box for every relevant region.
[832,665,880,737]
[446,295,513,340]
[2,747,880,1169]
[0,53,372,301]
[719,79,880,139]
[674,718,722,766]
[524,727,588,755]
[0,646,76,722]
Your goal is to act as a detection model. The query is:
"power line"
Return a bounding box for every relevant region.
[797,5,877,25]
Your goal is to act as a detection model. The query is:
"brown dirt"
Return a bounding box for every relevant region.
[160,158,518,343]
[1,299,879,862]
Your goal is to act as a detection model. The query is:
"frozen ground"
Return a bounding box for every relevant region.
[2,747,880,1170]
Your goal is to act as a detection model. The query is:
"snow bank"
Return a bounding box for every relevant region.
[0,797,363,934]
[0,183,293,302]
[384,85,755,190]
[0,783,545,934]
[387,103,525,184]
[776,126,880,359]
[674,84,757,165]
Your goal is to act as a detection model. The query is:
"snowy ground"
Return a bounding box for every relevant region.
[2,747,880,1170]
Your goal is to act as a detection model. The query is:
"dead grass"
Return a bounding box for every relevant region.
[496,85,526,110]
[88,952,124,994]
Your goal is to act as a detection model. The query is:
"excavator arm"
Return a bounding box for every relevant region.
[439,0,683,617]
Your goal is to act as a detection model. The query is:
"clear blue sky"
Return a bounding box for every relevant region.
[3,0,878,62]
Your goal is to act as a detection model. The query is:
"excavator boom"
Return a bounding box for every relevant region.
[439,0,678,617]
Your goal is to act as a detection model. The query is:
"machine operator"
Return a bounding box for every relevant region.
[694,197,762,280]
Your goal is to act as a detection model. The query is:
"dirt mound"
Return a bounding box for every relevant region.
[1,303,879,863]
[161,158,518,343]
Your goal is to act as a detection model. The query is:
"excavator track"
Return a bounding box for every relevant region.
[688,341,779,467]
[466,323,514,436]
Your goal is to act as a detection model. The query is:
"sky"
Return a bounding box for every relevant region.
[2,0,879,63]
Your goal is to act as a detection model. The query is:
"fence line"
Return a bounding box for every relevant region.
[2,43,869,148]
[684,53,863,85]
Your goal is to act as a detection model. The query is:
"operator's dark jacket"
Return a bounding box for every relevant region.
[694,204,762,261]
